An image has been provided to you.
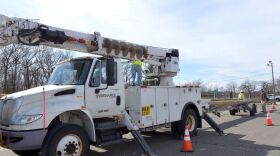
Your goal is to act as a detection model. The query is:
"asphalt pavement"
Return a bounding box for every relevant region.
[1,104,280,156]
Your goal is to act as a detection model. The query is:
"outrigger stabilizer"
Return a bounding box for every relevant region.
[203,111,225,136]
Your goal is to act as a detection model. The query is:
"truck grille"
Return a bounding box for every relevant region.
[0,99,16,126]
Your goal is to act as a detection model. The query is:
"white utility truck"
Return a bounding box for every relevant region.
[267,94,280,102]
[0,14,222,156]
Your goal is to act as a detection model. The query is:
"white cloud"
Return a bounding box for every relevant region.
[0,0,279,86]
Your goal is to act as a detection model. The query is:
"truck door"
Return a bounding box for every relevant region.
[85,59,123,118]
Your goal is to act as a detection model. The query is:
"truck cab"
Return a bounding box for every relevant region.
[0,56,127,155]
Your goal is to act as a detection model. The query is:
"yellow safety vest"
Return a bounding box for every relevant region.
[238,93,245,100]
[132,60,142,67]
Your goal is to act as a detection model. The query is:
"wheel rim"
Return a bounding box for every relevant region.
[56,134,83,156]
[186,115,195,132]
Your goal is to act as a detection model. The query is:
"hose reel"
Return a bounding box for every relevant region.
[112,40,120,55]
[120,42,128,57]
[102,38,148,59]
[102,38,112,54]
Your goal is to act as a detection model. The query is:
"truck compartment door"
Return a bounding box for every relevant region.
[140,88,156,127]
[155,88,169,124]
[168,88,180,122]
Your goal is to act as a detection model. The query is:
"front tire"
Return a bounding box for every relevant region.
[41,124,90,156]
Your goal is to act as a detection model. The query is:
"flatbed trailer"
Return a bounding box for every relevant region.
[209,100,257,116]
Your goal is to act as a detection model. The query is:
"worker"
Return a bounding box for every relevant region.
[238,90,247,112]
[238,90,246,100]
[131,59,143,86]
[260,89,268,112]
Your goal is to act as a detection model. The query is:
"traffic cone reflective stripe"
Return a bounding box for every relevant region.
[181,125,193,152]
[266,111,273,126]
[184,135,190,141]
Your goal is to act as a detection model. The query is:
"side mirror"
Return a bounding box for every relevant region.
[106,58,115,86]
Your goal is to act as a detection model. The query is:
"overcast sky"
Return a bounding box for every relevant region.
[0,0,279,88]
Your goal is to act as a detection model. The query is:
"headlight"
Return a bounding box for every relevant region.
[13,114,42,125]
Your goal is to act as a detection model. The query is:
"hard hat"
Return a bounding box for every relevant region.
[240,90,244,93]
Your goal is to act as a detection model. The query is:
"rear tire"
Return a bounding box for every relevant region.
[229,109,237,115]
[177,109,198,137]
[41,124,89,156]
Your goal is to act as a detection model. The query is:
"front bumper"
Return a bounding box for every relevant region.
[0,129,48,150]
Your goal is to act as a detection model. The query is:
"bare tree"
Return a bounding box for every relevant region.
[239,80,257,98]
[274,77,280,94]
[35,47,72,85]
[259,81,272,93]
[0,44,23,93]
[226,81,237,93]
[190,80,204,86]
[0,45,72,94]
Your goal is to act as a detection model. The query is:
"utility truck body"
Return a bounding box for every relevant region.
[126,86,207,130]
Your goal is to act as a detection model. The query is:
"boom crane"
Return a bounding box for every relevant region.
[0,14,223,156]
[0,14,179,86]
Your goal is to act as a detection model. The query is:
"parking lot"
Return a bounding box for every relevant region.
[1,104,280,156]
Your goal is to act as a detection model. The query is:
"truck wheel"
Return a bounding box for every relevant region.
[249,104,257,116]
[276,98,280,102]
[41,124,89,156]
[177,109,198,137]
[229,109,237,115]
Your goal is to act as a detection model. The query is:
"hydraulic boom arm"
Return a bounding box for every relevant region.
[0,14,179,85]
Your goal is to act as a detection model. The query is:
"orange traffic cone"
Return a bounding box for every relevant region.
[266,111,273,126]
[181,125,193,152]
[272,102,276,110]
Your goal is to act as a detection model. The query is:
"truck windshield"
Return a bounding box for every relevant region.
[48,60,92,85]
